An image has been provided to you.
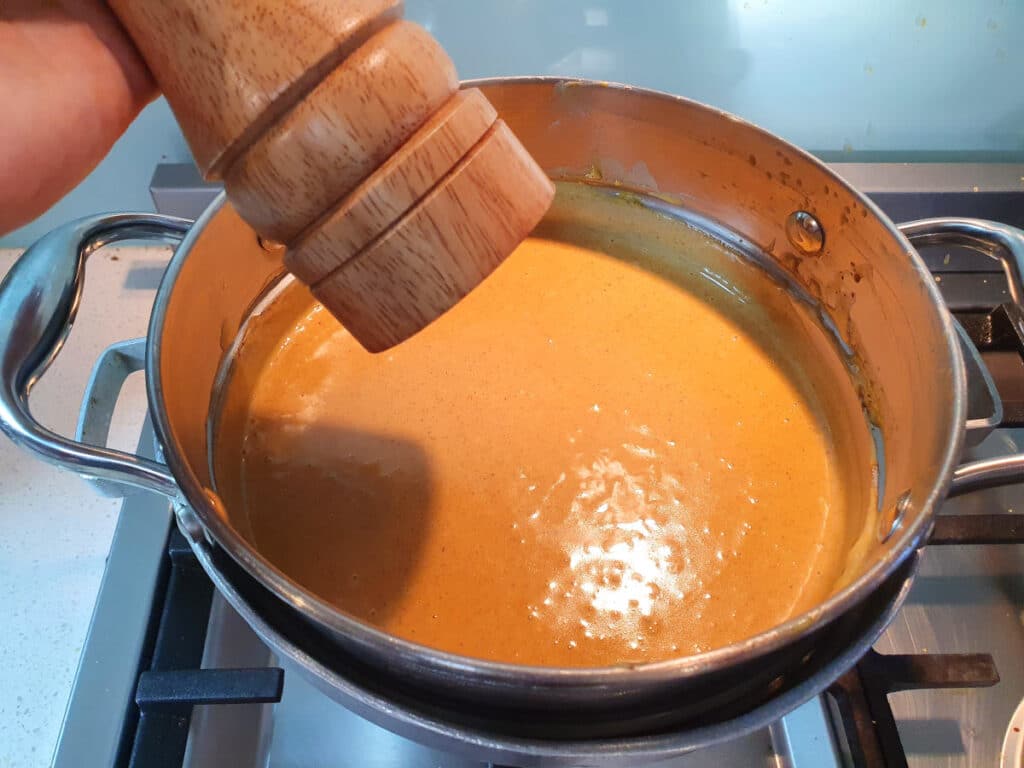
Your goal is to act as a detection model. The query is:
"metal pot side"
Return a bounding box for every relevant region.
[147,79,965,714]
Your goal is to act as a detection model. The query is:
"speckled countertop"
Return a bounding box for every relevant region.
[0,245,173,768]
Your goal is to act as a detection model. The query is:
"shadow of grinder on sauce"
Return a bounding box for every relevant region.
[230,420,435,627]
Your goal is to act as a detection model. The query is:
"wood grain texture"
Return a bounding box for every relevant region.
[107,0,402,176]
[223,20,457,243]
[311,121,556,352]
[109,0,556,351]
[285,88,497,285]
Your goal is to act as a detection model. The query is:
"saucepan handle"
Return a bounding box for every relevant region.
[899,217,1024,497]
[75,337,151,498]
[0,214,191,498]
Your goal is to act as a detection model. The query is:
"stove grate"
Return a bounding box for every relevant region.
[113,300,1024,768]
[117,529,283,768]
[829,650,1000,768]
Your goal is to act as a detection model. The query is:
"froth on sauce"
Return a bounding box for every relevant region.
[213,186,872,668]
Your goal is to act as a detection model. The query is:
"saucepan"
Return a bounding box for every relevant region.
[3,78,1024,764]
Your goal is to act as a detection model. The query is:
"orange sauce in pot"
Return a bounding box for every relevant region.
[213,186,874,668]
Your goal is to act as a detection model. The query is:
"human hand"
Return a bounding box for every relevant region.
[0,1,155,236]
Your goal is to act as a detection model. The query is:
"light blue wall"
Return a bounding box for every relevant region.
[4,0,1022,247]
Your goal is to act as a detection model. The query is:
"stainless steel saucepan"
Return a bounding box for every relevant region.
[3,79,1024,764]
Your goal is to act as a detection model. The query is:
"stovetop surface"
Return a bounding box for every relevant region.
[52,163,1024,768]
[186,164,1024,767]
[880,436,1024,767]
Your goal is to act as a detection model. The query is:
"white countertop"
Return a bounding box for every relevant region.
[0,244,173,768]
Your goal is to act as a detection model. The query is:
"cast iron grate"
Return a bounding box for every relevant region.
[115,528,283,768]
[113,306,1024,768]
[828,649,1000,768]
[958,302,1024,427]
[826,511,1024,768]
[824,303,1024,768]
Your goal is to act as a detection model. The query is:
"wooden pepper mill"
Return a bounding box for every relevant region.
[107,0,555,352]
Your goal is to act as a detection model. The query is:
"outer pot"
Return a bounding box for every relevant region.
[4,79,1024,761]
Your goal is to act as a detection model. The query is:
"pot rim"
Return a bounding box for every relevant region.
[147,76,967,686]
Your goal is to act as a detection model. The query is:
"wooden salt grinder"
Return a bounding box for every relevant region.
[107,0,555,352]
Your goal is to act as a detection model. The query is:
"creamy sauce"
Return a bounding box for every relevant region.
[213,187,872,667]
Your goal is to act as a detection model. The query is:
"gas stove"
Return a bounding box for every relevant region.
[52,163,1024,767]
